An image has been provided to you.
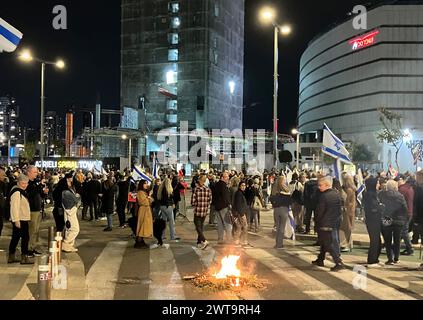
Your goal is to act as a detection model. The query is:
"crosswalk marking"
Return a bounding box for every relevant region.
[244,248,349,300]
[86,241,128,300]
[148,247,185,300]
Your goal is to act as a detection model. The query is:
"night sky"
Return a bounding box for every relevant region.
[0,0,382,134]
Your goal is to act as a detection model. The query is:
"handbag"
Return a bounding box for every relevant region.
[377,197,392,227]
[252,196,263,211]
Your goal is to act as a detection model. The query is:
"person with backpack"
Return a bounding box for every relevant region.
[8,174,33,264]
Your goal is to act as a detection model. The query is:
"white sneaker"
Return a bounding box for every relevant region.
[100,217,107,221]
[366,263,381,269]
[150,244,159,249]
[201,240,209,250]
[161,244,170,249]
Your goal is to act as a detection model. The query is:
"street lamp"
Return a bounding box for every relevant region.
[259,7,292,168]
[122,134,132,170]
[18,49,65,169]
[291,129,303,170]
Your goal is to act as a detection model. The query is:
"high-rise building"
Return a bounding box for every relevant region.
[0,95,19,144]
[44,111,63,144]
[121,0,245,132]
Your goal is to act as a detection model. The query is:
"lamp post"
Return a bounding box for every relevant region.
[291,129,303,170]
[18,50,65,169]
[122,135,132,170]
[259,8,292,169]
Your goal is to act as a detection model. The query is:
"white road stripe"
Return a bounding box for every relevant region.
[244,248,349,300]
[148,247,185,300]
[85,241,127,300]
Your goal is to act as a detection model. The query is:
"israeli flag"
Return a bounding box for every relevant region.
[322,123,352,164]
[0,18,23,53]
[152,154,160,179]
[333,159,344,185]
[132,165,152,184]
[356,168,365,205]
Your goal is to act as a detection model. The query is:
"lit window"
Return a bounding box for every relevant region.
[166,70,178,84]
[169,2,179,13]
[168,49,179,61]
[214,2,219,17]
[167,114,178,124]
[167,100,178,111]
[171,17,181,28]
[168,33,179,45]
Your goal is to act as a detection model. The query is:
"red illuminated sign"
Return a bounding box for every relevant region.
[349,30,379,51]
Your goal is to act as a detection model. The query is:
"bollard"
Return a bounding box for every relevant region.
[55,232,63,264]
[49,241,58,280]
[47,226,56,248]
[38,255,51,300]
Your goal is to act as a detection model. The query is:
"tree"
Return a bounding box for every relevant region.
[21,142,36,163]
[350,143,374,163]
[376,108,405,172]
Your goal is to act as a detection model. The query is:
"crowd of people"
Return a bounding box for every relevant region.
[0,163,423,273]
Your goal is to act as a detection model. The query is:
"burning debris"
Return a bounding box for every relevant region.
[183,255,268,292]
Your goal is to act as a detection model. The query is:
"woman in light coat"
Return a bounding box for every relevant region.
[135,180,153,249]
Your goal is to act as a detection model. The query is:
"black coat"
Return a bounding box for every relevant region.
[213,180,231,211]
[413,185,423,224]
[315,189,343,229]
[117,180,129,202]
[303,179,319,210]
[26,179,44,212]
[53,178,69,208]
[101,182,117,215]
[363,191,381,221]
[85,179,102,202]
[379,190,408,226]
[159,188,174,207]
[232,190,248,217]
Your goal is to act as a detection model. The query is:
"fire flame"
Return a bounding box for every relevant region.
[214,255,241,287]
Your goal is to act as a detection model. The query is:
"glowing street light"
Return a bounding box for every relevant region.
[280,25,292,35]
[18,49,66,170]
[259,7,276,24]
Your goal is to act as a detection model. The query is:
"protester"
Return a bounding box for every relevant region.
[270,175,292,249]
[0,169,7,237]
[363,177,383,267]
[213,172,233,244]
[62,173,81,253]
[116,173,130,228]
[339,174,356,252]
[102,175,118,231]
[158,176,180,241]
[397,174,414,255]
[134,180,153,249]
[303,173,319,234]
[192,174,212,249]
[8,174,33,264]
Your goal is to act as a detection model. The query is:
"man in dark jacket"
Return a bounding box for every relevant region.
[214,172,232,244]
[232,181,249,247]
[303,174,319,234]
[116,174,129,228]
[414,172,423,247]
[85,174,102,221]
[312,176,345,272]
[26,166,48,256]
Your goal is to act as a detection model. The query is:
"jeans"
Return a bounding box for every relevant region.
[116,200,127,226]
[233,215,248,244]
[365,216,382,264]
[160,206,177,240]
[401,218,413,253]
[250,208,259,231]
[216,207,232,242]
[194,215,206,244]
[29,211,42,251]
[274,206,289,248]
[209,205,216,224]
[106,214,113,228]
[382,224,403,262]
[9,221,29,255]
[317,229,342,264]
[82,199,99,220]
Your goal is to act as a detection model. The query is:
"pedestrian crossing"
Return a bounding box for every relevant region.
[5,221,423,300]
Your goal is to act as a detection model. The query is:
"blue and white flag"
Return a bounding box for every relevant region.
[285,208,296,242]
[0,18,23,53]
[322,123,352,164]
[152,153,160,179]
[132,164,152,184]
[356,168,365,205]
